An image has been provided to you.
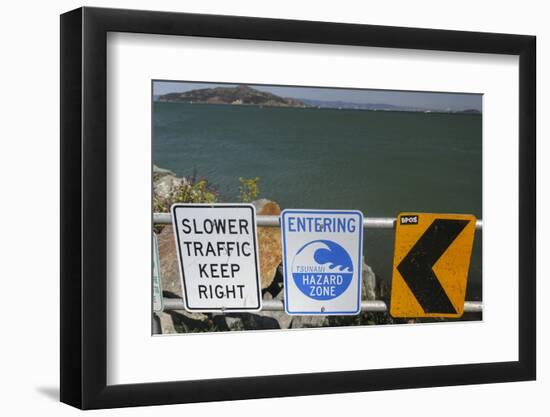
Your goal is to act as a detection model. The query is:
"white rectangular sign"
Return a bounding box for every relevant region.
[281,209,363,315]
[171,204,262,312]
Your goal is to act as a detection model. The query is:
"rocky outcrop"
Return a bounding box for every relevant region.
[362,257,377,301]
[154,194,286,333]
[252,199,283,289]
[157,225,182,298]
[154,237,380,333]
[153,174,188,206]
[153,164,176,178]
[156,312,177,334]
[152,168,382,334]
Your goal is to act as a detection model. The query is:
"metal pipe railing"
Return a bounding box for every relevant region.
[154,213,483,230]
[162,298,483,314]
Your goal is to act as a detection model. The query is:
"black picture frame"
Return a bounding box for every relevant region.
[60,6,536,410]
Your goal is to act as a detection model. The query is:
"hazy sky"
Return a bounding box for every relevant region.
[153,81,482,111]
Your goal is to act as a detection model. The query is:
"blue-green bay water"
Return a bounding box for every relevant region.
[153,102,482,300]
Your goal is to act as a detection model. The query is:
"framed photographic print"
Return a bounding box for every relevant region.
[60,6,536,409]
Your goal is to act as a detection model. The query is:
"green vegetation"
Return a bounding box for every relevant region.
[238,176,260,203]
[153,172,262,213]
[153,174,218,213]
[174,178,217,204]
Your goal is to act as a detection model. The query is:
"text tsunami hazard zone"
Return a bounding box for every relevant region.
[281,209,363,315]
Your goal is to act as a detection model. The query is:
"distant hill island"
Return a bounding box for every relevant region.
[156,85,481,114]
[157,85,308,108]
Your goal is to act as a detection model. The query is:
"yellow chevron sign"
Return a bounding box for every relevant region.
[390,213,477,318]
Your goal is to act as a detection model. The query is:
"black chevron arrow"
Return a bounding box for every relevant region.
[397,219,470,314]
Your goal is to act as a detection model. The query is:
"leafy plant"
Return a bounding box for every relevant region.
[153,172,218,214]
[238,176,260,203]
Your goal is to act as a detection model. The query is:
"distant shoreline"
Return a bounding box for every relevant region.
[155,100,482,116]
[154,84,481,115]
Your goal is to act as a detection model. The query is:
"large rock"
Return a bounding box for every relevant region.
[251,199,282,289]
[156,226,212,334]
[290,315,329,328]
[169,310,210,332]
[154,173,188,202]
[157,226,182,298]
[153,164,176,178]
[151,174,381,331]
[258,270,293,329]
[212,313,281,331]
[156,312,177,334]
[362,257,377,301]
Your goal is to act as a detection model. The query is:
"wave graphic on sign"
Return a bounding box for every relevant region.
[292,240,353,300]
[310,240,353,272]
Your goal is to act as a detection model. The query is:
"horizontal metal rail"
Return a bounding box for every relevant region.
[154,213,483,230]
[162,298,483,314]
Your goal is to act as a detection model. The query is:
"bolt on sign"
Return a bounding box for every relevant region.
[390,213,477,318]
[281,209,363,315]
[171,204,262,312]
[152,233,163,313]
